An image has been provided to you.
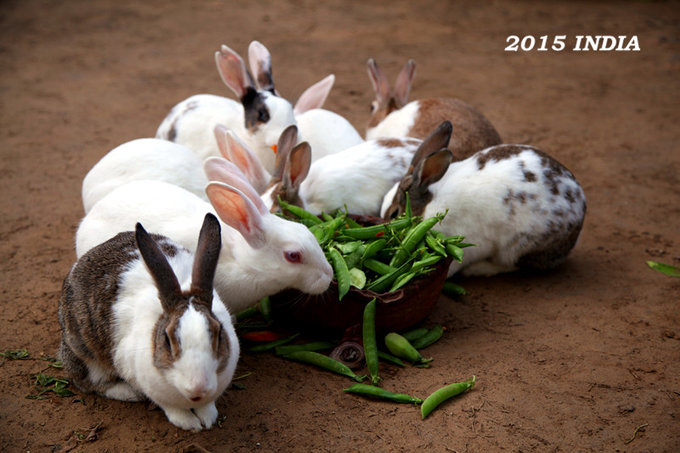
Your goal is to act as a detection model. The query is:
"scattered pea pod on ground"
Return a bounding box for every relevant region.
[384,332,433,366]
[274,341,335,356]
[282,351,366,382]
[344,384,422,404]
[377,351,405,367]
[401,327,429,342]
[362,298,381,385]
[410,325,445,349]
[421,376,476,419]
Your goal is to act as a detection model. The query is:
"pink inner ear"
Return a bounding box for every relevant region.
[205,182,267,249]
[294,74,335,115]
[222,131,269,194]
[215,45,252,98]
[203,158,268,215]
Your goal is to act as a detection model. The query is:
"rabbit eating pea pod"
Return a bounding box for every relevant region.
[59,213,240,431]
[381,121,587,277]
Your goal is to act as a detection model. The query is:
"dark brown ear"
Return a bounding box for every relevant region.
[284,142,311,198]
[190,213,222,303]
[136,223,182,312]
[413,148,453,189]
[410,121,453,170]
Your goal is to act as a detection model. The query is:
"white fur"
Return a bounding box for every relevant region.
[82,138,208,213]
[295,108,364,161]
[261,138,421,216]
[76,180,333,313]
[381,145,586,277]
[155,92,295,174]
[366,101,419,140]
[111,247,239,431]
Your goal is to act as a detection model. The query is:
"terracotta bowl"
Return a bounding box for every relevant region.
[269,215,451,334]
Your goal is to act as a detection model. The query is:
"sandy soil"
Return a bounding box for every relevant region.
[1,0,679,451]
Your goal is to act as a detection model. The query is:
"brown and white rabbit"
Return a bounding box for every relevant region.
[366,58,502,161]
[59,213,239,431]
[381,121,587,277]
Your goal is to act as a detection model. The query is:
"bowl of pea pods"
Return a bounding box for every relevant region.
[269,200,469,334]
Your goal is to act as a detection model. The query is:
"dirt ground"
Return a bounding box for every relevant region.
[1,0,679,451]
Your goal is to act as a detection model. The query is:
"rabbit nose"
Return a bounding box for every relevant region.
[190,395,202,402]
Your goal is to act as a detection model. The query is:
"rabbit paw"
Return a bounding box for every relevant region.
[193,402,219,429]
[163,407,203,431]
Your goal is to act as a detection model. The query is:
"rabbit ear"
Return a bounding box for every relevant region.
[367,58,391,105]
[393,59,416,108]
[248,40,276,93]
[135,222,182,312]
[203,157,269,215]
[215,44,256,99]
[206,182,267,249]
[413,148,453,188]
[293,74,335,115]
[271,125,299,178]
[283,142,311,196]
[190,213,222,302]
[410,121,453,169]
[213,126,269,194]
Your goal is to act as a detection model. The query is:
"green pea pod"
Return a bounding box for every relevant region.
[321,216,346,244]
[328,247,351,300]
[421,376,476,419]
[344,244,366,270]
[321,212,334,222]
[344,384,422,404]
[389,271,417,292]
[377,351,406,367]
[390,215,444,268]
[283,351,366,382]
[410,325,444,349]
[401,327,429,342]
[343,218,411,240]
[360,238,388,262]
[363,258,396,276]
[384,332,433,365]
[278,198,322,225]
[442,281,467,297]
[411,254,441,273]
[235,305,259,322]
[366,258,414,293]
[362,298,381,385]
[425,233,447,257]
[274,341,335,356]
[445,243,465,262]
[248,333,300,353]
[258,296,272,322]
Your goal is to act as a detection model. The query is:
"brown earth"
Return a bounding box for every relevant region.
[1,1,679,451]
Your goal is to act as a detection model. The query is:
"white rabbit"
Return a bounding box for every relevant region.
[259,126,455,216]
[75,170,333,313]
[366,58,502,161]
[81,138,209,213]
[59,213,240,431]
[247,41,364,160]
[381,121,587,277]
[156,41,352,174]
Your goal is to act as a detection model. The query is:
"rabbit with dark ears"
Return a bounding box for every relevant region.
[81,138,209,214]
[59,214,240,431]
[381,121,586,277]
[76,169,333,313]
[366,58,502,161]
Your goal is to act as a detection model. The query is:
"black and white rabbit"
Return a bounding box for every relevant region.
[59,213,239,431]
[381,121,587,277]
[366,58,501,161]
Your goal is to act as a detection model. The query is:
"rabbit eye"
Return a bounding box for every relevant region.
[370,101,378,113]
[258,109,269,123]
[284,251,302,264]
